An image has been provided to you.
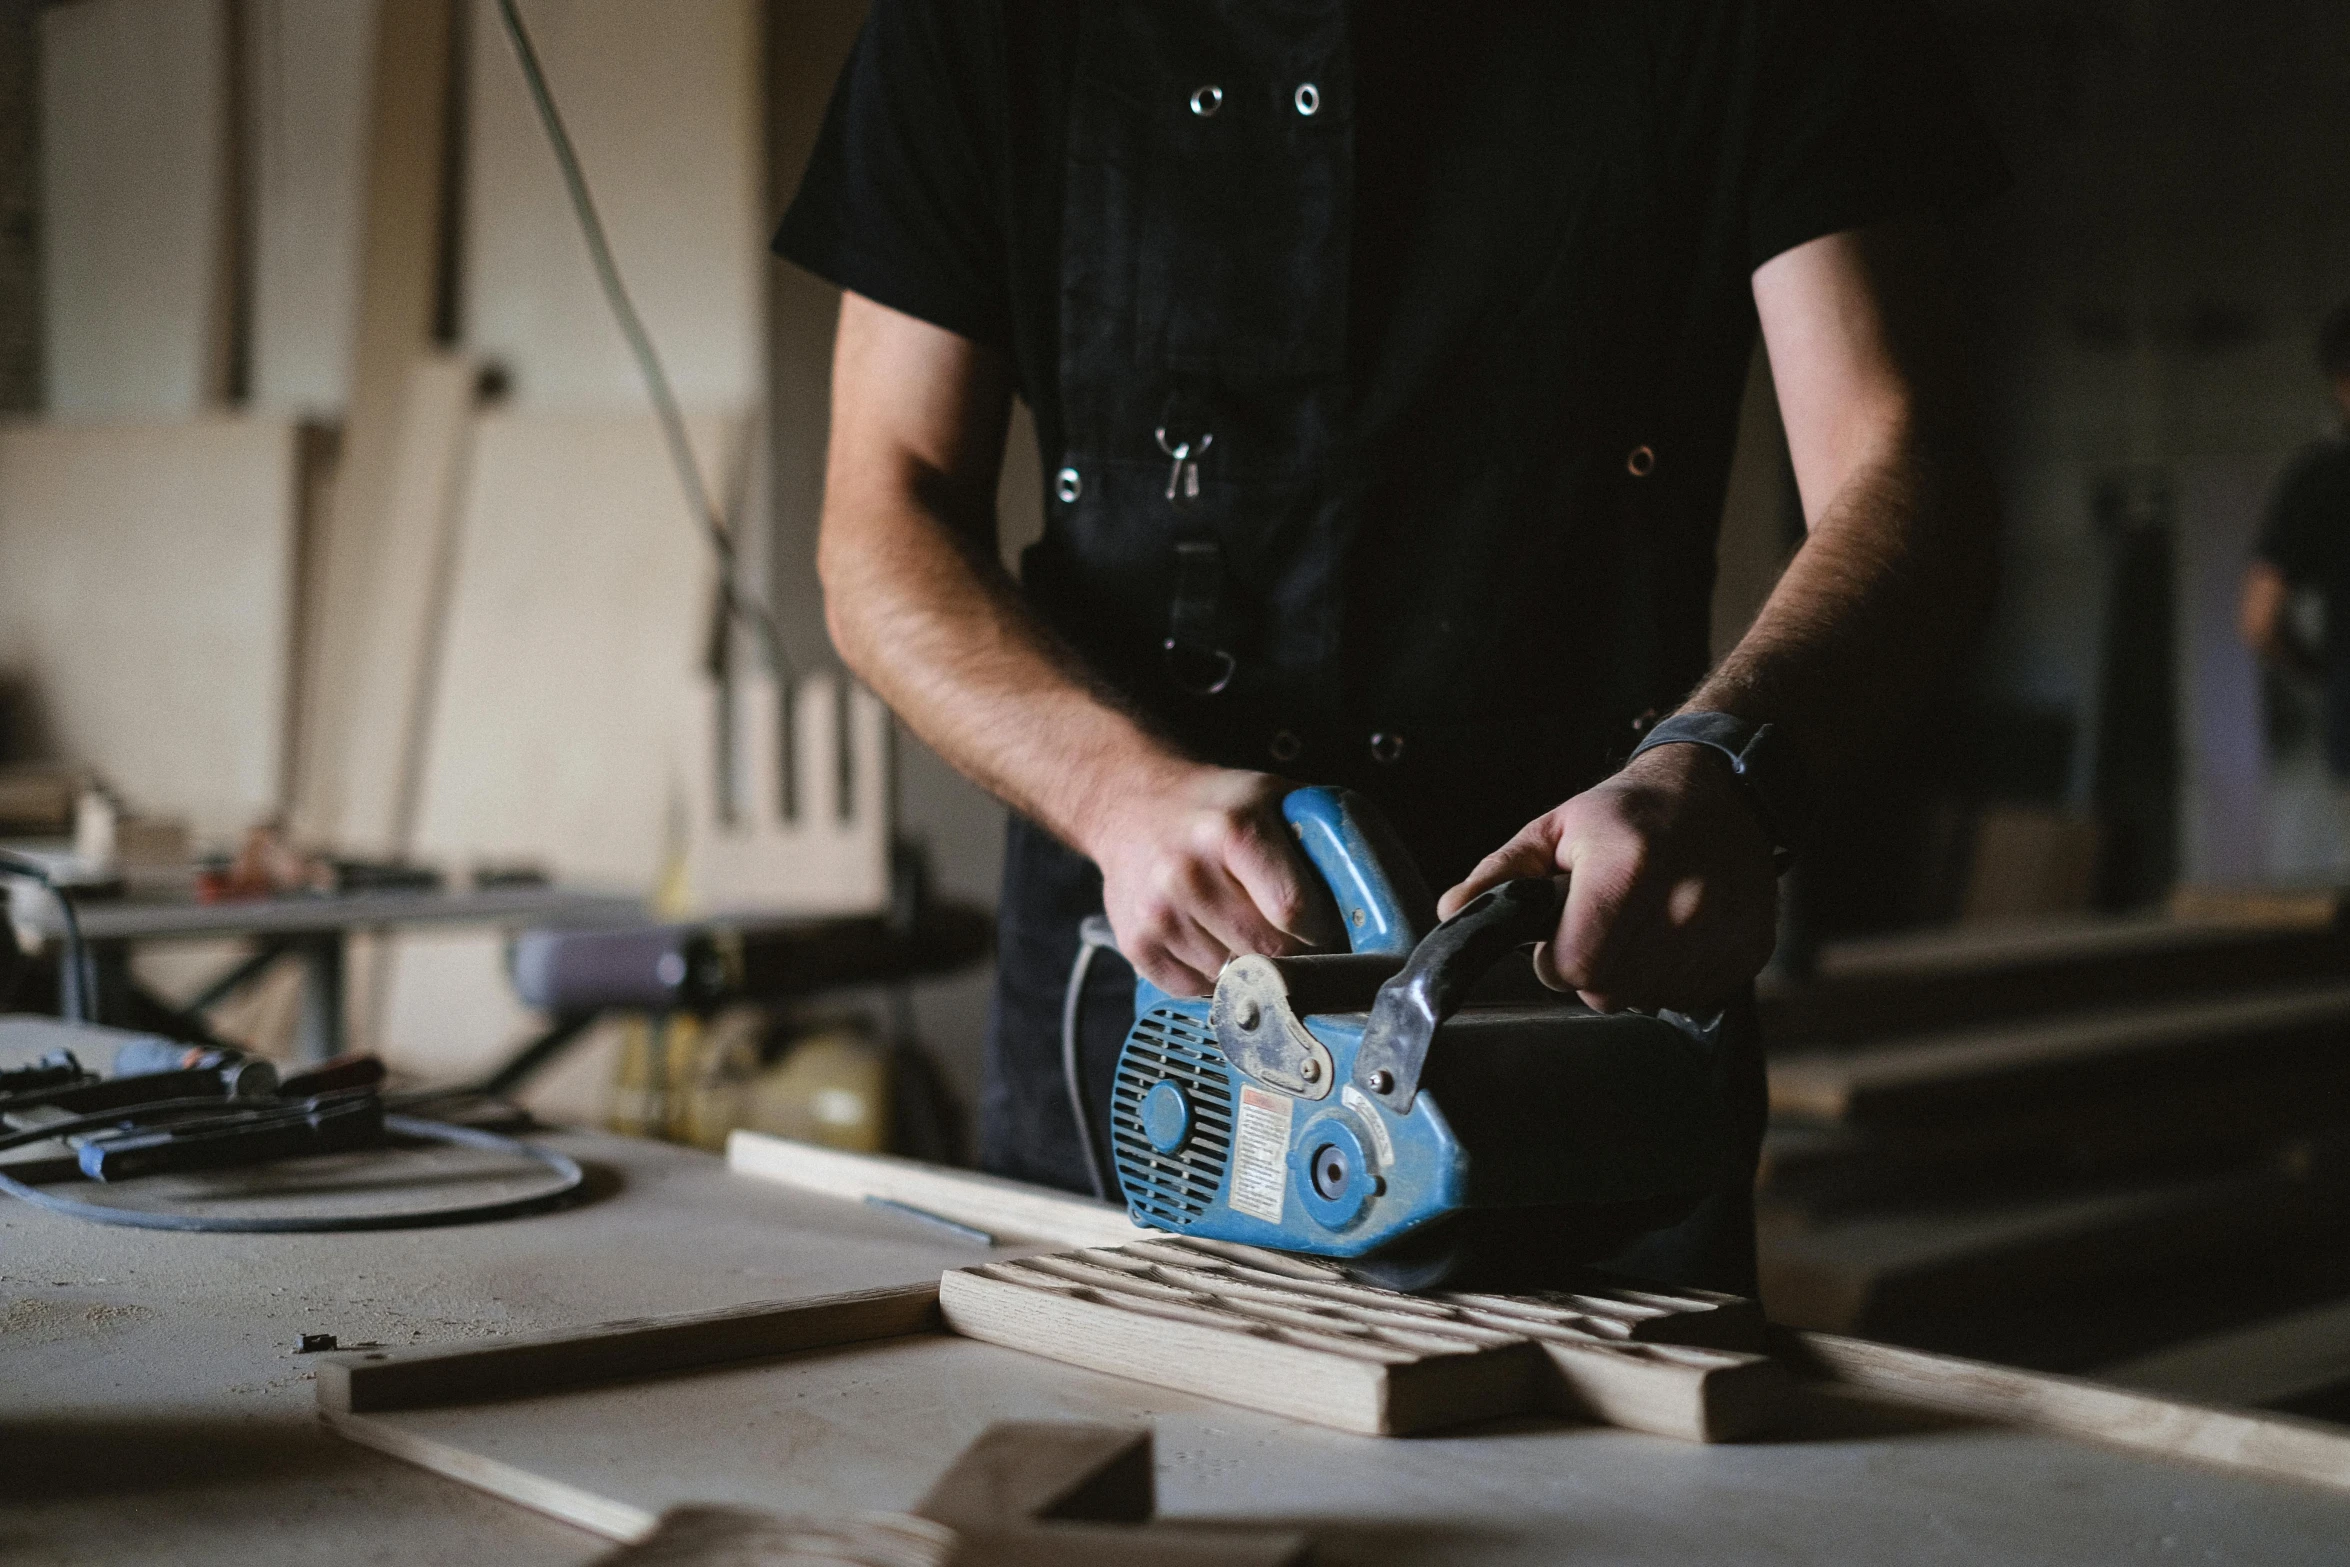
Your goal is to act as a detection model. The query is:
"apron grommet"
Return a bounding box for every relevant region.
[1627,444,1658,478]
[1270,730,1303,764]
[1369,732,1406,767]
[1054,466,1082,504]
[1190,84,1223,117]
[1293,83,1320,116]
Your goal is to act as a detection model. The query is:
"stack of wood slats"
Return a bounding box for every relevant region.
[1757,911,2350,1357]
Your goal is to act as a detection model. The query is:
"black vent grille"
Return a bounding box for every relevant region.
[1111,1007,1235,1227]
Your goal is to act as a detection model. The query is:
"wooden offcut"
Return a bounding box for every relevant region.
[726,1131,1156,1250]
[317,1282,940,1415]
[938,1239,1787,1441]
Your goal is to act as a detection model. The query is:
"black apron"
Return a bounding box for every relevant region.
[978,1,1765,1292]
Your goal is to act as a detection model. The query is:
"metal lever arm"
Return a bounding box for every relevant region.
[1351,877,1565,1114]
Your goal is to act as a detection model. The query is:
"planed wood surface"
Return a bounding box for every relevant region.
[937,1238,1786,1441]
[317,1283,940,1415]
[1790,1330,2350,1492]
[727,1131,1156,1250]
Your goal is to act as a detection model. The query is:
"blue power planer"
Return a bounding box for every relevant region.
[1108,786,1743,1287]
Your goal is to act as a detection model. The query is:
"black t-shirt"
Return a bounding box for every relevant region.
[2257,437,2350,774]
[779,0,2006,883]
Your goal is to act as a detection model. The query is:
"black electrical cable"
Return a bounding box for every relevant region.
[0,1115,585,1233]
[488,0,789,689]
[0,1096,257,1156]
[0,847,98,1024]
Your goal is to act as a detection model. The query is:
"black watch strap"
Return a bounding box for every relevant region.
[1626,712,1813,867]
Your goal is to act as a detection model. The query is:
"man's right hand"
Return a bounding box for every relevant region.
[1080,766,1345,997]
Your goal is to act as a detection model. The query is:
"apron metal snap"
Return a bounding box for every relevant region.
[1269,730,1303,763]
[1626,444,1658,478]
[1054,466,1082,504]
[1369,732,1406,766]
[1293,82,1320,116]
[1189,84,1223,117]
[1163,639,1237,696]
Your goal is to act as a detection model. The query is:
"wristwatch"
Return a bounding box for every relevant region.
[1625,712,1813,869]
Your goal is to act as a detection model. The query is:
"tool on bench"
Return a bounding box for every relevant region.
[1102,786,1740,1289]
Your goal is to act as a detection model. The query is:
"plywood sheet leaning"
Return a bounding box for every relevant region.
[466,0,763,411]
[939,1237,1788,1441]
[0,418,307,839]
[406,407,748,886]
[37,0,232,417]
[683,667,892,916]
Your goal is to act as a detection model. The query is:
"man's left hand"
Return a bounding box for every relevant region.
[1436,744,1779,1014]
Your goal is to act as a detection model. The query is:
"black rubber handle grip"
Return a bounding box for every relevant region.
[1351,877,1565,1114]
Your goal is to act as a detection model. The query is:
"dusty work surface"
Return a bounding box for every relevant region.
[350,1330,2350,1565]
[0,1127,995,1566]
[10,1127,2350,1565]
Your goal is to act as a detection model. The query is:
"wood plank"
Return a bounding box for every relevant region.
[1768,983,2350,1125]
[911,1422,1154,1530]
[316,1282,940,1414]
[37,0,231,417]
[288,0,458,847]
[726,1131,1156,1250]
[0,417,307,839]
[1759,914,2350,1048]
[2098,1297,2350,1410]
[1789,1330,2350,1493]
[937,1240,1785,1442]
[1758,1158,2331,1337]
[330,1405,660,1541]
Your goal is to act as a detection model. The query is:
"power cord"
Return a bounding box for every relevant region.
[489,0,790,692]
[1061,915,1122,1200]
[0,848,97,1024]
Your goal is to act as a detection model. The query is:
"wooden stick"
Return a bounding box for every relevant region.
[1787,1330,2350,1492]
[315,1283,939,1414]
[727,1131,1153,1249]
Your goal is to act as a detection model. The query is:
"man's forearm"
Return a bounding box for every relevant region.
[820,492,1188,857]
[1684,420,2000,788]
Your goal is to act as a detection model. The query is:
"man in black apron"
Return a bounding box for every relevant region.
[780,1,2007,1292]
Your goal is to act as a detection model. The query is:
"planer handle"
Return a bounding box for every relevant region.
[1351,875,1568,1115]
[1280,787,1438,959]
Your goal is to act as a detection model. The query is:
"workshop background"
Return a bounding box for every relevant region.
[3,0,2350,1375]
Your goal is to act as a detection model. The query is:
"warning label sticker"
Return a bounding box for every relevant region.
[1230,1085,1293,1225]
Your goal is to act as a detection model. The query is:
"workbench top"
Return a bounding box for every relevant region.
[7,1127,2347,1565]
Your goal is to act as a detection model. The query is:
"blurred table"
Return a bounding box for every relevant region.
[8,884,643,1060]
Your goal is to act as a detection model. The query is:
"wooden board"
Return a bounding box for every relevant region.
[319,1282,940,1414]
[1768,982,2350,1125]
[2099,1297,2350,1411]
[246,0,380,416]
[1758,913,2350,1048]
[465,0,763,411]
[288,0,456,849]
[939,1241,1782,1441]
[1791,1330,2350,1493]
[324,1321,2350,1560]
[402,407,747,886]
[1757,1157,2333,1337]
[0,417,307,839]
[727,1131,1157,1250]
[37,0,231,417]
